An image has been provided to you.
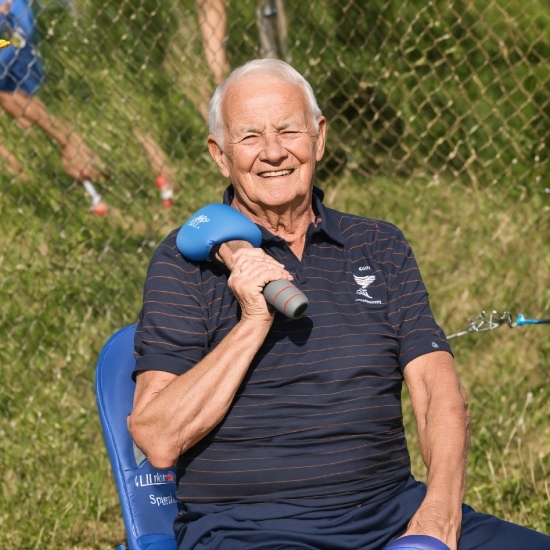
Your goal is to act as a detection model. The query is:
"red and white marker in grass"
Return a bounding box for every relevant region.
[83,180,108,216]
[155,176,173,209]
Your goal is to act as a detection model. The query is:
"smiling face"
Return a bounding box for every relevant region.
[207,74,326,216]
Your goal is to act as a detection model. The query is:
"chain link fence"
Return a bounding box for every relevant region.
[1,0,550,546]
[2,0,549,197]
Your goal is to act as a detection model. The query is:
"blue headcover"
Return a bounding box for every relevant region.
[176,203,262,261]
[96,325,178,550]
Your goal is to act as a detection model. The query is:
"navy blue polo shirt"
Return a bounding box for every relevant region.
[134,185,452,509]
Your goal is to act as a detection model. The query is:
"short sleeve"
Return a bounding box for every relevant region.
[10,0,36,42]
[384,225,452,370]
[133,230,209,379]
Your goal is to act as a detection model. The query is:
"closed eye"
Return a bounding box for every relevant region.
[279,130,302,141]
[240,134,260,143]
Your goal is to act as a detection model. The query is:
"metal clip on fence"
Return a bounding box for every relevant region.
[447,310,550,339]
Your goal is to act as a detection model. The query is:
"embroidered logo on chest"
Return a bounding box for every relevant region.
[353,266,382,305]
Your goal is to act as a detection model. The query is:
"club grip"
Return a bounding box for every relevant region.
[263,279,309,319]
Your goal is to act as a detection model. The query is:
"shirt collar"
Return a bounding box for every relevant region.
[222,184,346,247]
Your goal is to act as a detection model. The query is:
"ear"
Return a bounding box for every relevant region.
[315,116,327,162]
[207,134,231,178]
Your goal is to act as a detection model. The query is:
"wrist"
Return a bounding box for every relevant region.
[410,497,462,532]
[237,311,274,332]
[407,500,462,550]
[424,472,466,511]
[212,240,252,269]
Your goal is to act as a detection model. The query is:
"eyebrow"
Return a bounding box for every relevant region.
[236,122,298,134]
[237,126,262,135]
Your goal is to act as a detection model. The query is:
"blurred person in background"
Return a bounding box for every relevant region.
[124,0,230,208]
[135,0,230,205]
[0,0,108,213]
[195,0,229,120]
[196,0,229,87]
[0,0,179,212]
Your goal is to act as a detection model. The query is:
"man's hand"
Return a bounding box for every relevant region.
[214,242,293,322]
[228,247,293,320]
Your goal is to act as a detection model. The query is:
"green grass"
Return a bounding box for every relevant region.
[0,0,549,545]
[0,166,226,548]
[1,168,549,548]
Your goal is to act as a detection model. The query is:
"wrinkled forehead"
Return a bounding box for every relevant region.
[220,75,311,131]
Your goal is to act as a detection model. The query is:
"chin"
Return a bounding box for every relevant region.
[264,188,300,206]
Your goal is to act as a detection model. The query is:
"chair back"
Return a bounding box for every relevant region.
[96,324,178,550]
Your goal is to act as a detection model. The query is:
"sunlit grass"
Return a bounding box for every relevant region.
[1,0,549,542]
[1,166,548,547]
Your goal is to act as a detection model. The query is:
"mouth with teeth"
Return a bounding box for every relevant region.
[258,169,295,178]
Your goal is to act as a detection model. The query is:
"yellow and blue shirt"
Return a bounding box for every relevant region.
[0,0,43,94]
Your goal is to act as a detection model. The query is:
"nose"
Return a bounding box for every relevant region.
[259,131,288,163]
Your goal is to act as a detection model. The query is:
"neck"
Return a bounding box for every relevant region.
[232,198,315,260]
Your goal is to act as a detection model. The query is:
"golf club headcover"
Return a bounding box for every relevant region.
[384,535,451,550]
[177,203,309,319]
[176,203,262,261]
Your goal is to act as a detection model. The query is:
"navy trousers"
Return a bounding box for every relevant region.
[174,476,550,549]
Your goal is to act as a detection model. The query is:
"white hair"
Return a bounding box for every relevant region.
[208,59,322,149]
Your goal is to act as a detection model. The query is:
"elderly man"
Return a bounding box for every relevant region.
[129,60,550,550]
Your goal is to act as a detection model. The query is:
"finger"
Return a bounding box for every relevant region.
[232,258,285,276]
[231,262,293,286]
[231,250,286,272]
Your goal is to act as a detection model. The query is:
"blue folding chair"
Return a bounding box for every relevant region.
[96,325,179,550]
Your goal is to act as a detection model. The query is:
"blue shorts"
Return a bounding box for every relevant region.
[0,45,43,95]
[174,476,550,550]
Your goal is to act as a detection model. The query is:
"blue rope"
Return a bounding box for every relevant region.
[516,313,550,326]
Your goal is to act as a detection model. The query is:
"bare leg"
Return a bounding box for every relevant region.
[134,130,176,184]
[11,113,34,131]
[134,129,176,208]
[0,143,30,181]
[0,90,103,182]
[196,0,229,86]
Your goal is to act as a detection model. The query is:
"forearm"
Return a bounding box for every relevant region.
[404,352,471,548]
[415,384,471,530]
[129,316,272,468]
[131,244,291,469]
